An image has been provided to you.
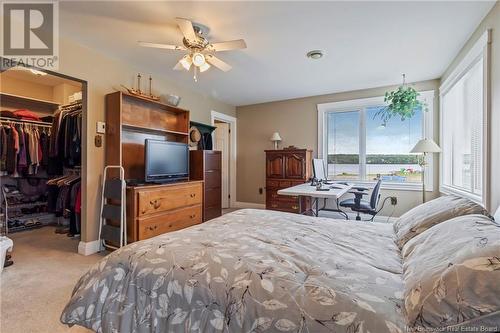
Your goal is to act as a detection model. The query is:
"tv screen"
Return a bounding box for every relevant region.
[145,140,189,183]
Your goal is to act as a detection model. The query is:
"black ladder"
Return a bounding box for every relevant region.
[98,166,126,250]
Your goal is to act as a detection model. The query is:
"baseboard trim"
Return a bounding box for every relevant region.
[78,240,101,256]
[233,201,266,209]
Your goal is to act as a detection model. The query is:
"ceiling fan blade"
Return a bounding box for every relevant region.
[206,54,232,72]
[208,39,247,52]
[138,41,186,50]
[176,17,197,42]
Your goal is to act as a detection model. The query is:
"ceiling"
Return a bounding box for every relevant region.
[1,68,82,87]
[59,1,495,106]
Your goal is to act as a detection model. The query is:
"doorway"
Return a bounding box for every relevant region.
[0,62,88,255]
[211,111,236,209]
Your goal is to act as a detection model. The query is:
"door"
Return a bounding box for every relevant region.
[214,122,230,208]
[266,153,285,178]
[284,153,306,179]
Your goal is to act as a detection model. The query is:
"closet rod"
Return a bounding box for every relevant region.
[0,117,52,128]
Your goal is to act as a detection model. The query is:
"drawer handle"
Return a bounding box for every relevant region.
[148,225,158,231]
[292,205,299,210]
[150,200,161,209]
[189,214,196,219]
[190,193,196,198]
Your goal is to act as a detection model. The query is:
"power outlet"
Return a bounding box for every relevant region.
[390,197,398,205]
[95,135,102,147]
[259,188,263,195]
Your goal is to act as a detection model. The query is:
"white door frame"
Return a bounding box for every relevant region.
[211,111,237,208]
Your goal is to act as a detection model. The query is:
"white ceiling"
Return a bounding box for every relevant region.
[59,1,494,106]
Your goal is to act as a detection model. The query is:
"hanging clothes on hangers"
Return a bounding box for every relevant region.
[48,102,82,174]
[0,119,52,177]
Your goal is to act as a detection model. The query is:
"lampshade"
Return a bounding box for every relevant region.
[270,132,282,142]
[410,138,442,153]
[179,55,192,71]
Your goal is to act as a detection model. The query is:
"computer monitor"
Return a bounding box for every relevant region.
[312,158,327,181]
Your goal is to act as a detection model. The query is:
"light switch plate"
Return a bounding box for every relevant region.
[96,121,106,134]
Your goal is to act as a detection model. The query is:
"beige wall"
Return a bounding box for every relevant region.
[236,80,440,217]
[0,75,54,101]
[442,2,499,213]
[56,37,235,243]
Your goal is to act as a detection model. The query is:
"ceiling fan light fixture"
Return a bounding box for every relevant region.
[307,50,324,60]
[199,62,211,73]
[179,54,192,71]
[192,52,206,67]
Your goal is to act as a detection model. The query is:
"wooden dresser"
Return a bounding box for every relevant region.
[189,150,222,221]
[126,181,203,242]
[265,149,313,214]
[106,91,202,242]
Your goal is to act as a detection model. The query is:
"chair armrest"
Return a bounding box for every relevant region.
[349,190,368,196]
[352,186,369,191]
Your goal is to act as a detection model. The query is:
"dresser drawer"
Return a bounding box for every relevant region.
[205,170,221,189]
[266,189,299,202]
[138,183,202,216]
[266,200,300,212]
[266,180,280,188]
[138,205,202,240]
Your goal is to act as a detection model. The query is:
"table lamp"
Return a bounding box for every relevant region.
[270,132,282,150]
[410,138,441,203]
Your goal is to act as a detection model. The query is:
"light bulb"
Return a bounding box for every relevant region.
[192,52,206,67]
[179,55,192,71]
[199,62,211,73]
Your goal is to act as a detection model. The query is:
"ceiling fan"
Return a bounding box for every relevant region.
[139,18,247,81]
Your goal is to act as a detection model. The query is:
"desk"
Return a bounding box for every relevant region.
[278,183,352,217]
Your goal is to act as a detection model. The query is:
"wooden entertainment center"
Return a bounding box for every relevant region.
[105,91,203,242]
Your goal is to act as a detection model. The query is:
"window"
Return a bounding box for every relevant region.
[440,30,490,205]
[318,91,434,190]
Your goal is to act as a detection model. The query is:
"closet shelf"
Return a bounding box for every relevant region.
[0,117,52,127]
[1,201,48,209]
[7,223,43,233]
[0,92,60,111]
[122,123,188,136]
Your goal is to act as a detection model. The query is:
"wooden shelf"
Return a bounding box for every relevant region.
[0,92,60,112]
[121,92,189,114]
[122,123,188,136]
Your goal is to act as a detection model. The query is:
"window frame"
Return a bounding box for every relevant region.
[439,29,491,208]
[317,90,435,191]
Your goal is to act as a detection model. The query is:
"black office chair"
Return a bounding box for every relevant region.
[339,179,382,221]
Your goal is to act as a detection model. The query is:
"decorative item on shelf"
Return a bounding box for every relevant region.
[283,145,298,150]
[376,74,428,126]
[120,73,160,101]
[410,138,441,203]
[160,94,181,107]
[189,126,202,148]
[270,132,282,150]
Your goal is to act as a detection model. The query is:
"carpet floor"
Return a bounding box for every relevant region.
[1,227,105,333]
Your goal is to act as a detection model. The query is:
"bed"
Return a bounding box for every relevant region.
[61,196,500,333]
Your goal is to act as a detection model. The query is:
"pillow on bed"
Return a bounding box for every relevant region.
[402,214,500,330]
[394,195,489,248]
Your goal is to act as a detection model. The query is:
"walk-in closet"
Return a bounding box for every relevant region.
[0,66,86,268]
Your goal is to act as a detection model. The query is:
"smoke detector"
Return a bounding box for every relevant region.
[306,50,324,60]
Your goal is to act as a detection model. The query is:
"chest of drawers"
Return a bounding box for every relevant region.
[265,149,312,214]
[126,181,203,242]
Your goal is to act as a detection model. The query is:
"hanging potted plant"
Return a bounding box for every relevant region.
[375,74,427,126]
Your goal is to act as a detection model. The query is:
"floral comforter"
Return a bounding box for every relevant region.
[61,209,405,333]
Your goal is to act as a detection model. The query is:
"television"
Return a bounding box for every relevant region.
[145,140,189,183]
